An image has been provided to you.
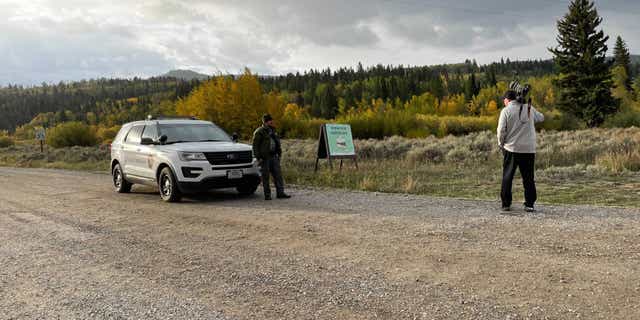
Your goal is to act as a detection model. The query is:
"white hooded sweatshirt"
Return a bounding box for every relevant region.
[497,101,545,154]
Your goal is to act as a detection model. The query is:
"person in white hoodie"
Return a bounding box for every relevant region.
[497,90,545,212]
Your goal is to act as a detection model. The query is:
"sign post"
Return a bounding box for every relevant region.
[35,128,46,153]
[314,124,358,172]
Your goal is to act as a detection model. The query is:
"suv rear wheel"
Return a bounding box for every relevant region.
[159,167,181,202]
[112,163,132,193]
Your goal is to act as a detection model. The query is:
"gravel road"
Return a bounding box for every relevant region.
[1,167,639,319]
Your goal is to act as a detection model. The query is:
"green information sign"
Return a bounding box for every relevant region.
[325,124,355,157]
[315,124,358,172]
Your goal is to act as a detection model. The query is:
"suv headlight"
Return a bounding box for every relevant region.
[179,152,207,161]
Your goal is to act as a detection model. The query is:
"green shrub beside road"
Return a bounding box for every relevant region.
[0,136,14,148]
[46,122,99,148]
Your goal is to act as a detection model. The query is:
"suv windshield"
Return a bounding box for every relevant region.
[159,123,231,144]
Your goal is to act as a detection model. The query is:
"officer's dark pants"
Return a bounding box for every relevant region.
[261,155,285,197]
[501,150,537,208]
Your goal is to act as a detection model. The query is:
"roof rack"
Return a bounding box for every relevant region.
[146,115,198,121]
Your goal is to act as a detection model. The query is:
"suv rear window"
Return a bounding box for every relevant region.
[125,125,144,144]
[113,126,130,144]
[141,124,158,141]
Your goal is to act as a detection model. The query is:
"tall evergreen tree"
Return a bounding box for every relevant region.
[549,0,617,127]
[485,66,498,88]
[463,72,479,101]
[613,36,632,89]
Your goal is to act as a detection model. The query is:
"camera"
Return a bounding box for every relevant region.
[509,80,531,104]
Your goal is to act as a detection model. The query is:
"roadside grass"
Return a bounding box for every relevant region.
[281,127,640,208]
[0,141,109,172]
[1,128,639,207]
[282,158,640,207]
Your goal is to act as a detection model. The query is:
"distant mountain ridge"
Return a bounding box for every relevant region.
[160,55,639,81]
[162,69,210,81]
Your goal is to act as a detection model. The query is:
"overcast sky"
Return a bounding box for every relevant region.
[1,0,639,85]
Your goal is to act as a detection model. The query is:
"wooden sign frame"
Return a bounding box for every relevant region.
[314,124,358,172]
[35,127,46,153]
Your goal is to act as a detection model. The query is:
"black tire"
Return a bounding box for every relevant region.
[112,163,132,193]
[236,183,259,196]
[158,167,181,202]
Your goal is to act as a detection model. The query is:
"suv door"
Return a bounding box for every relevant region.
[122,125,145,178]
[139,124,159,180]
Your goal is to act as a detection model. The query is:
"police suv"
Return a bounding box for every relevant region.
[110,117,260,202]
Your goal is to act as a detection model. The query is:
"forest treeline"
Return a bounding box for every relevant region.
[2,55,639,144]
[1,59,555,131]
[0,77,200,131]
[1,59,566,140]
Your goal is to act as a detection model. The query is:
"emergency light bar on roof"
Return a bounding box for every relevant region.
[146,115,198,121]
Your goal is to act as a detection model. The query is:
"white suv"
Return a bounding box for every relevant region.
[110,118,261,202]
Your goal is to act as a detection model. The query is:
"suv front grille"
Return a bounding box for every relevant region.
[204,151,253,165]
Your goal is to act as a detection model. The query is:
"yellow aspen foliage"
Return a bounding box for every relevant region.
[441,94,466,116]
[175,69,280,138]
[486,100,498,115]
[264,92,285,122]
[284,103,306,119]
[543,88,555,109]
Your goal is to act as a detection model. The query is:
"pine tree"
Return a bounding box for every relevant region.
[464,73,479,101]
[485,66,497,88]
[549,0,618,127]
[613,36,632,89]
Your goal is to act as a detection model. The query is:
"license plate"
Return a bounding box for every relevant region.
[227,170,243,179]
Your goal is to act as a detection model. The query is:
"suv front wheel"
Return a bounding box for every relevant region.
[159,167,182,202]
[112,163,132,193]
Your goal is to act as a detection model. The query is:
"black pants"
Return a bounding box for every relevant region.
[261,155,285,197]
[501,151,537,208]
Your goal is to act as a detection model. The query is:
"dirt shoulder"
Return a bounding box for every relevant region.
[1,167,639,319]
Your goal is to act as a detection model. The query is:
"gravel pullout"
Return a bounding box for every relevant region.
[1,167,639,319]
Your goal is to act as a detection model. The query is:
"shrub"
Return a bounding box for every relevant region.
[541,165,587,179]
[46,122,99,148]
[96,125,121,143]
[603,108,640,128]
[446,147,474,163]
[539,110,585,131]
[0,136,14,148]
[406,145,445,164]
[437,116,496,137]
[596,151,640,173]
[280,118,326,139]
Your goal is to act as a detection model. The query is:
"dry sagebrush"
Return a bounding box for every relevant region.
[282,128,640,173]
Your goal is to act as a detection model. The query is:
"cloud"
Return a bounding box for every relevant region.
[1,0,639,85]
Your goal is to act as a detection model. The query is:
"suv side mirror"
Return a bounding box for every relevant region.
[159,135,168,144]
[141,137,154,145]
[231,133,239,143]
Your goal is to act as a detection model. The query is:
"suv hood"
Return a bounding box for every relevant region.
[160,141,252,153]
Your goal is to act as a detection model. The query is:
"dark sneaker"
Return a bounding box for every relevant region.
[265,195,272,201]
[501,206,511,212]
[277,193,291,199]
[524,206,535,212]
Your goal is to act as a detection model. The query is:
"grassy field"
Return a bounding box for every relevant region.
[281,128,640,207]
[2,127,639,207]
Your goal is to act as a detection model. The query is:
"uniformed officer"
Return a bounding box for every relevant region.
[252,114,291,200]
